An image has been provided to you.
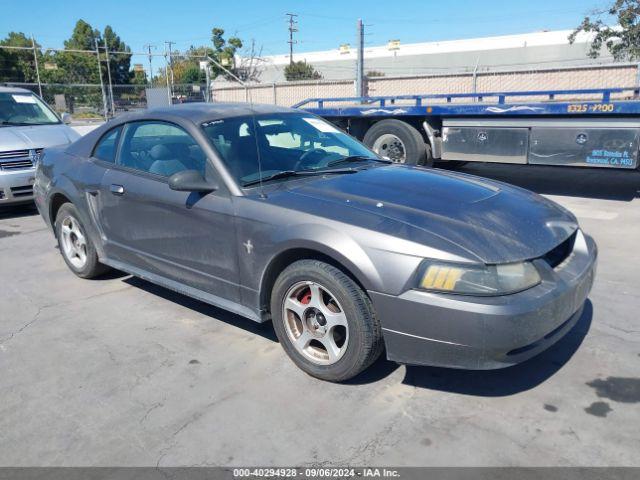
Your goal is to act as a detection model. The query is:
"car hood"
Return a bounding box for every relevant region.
[0,124,80,151]
[285,165,577,264]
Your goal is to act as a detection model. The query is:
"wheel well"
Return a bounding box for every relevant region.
[49,193,71,228]
[259,248,367,315]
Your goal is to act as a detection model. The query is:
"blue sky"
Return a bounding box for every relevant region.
[1,0,603,56]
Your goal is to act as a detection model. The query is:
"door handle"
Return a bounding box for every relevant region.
[110,184,125,195]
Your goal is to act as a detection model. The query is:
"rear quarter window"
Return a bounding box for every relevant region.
[93,126,123,163]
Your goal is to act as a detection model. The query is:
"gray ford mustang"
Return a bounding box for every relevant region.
[34,103,597,381]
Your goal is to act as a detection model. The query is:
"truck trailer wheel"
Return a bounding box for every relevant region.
[363,119,430,166]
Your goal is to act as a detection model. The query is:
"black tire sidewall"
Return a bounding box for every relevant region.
[363,119,427,166]
[271,260,380,381]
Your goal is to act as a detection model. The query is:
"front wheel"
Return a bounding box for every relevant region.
[271,260,383,382]
[55,203,109,279]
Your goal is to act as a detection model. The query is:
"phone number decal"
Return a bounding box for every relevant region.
[567,103,615,113]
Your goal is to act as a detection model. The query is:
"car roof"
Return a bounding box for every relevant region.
[66,102,305,158]
[115,102,297,124]
[0,86,34,94]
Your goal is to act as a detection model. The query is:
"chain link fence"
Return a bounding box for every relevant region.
[3,41,640,117]
[1,43,212,119]
[213,62,640,106]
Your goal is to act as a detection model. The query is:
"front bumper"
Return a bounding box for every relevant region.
[370,231,597,369]
[0,169,36,205]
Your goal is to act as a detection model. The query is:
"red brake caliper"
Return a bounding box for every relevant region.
[300,288,312,305]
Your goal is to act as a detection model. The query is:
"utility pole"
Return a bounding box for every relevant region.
[356,19,365,99]
[94,38,108,120]
[31,35,42,98]
[286,13,298,66]
[143,44,155,86]
[163,43,171,103]
[103,37,115,115]
[165,41,175,96]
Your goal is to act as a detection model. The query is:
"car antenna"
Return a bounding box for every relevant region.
[206,55,266,198]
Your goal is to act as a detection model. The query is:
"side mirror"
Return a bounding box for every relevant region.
[61,112,72,124]
[168,170,218,193]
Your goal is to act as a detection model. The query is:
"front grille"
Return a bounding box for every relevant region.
[0,148,42,171]
[0,149,30,159]
[10,185,33,197]
[542,231,577,268]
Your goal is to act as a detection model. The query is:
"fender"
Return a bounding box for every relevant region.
[251,222,385,318]
[44,171,107,260]
[267,222,384,291]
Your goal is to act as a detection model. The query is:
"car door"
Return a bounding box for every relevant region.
[97,120,241,303]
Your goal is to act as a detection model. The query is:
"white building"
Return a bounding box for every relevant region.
[249,29,610,83]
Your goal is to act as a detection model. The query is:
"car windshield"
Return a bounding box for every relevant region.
[0,92,60,126]
[201,112,383,187]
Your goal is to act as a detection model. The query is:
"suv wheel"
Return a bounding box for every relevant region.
[55,203,109,279]
[271,260,383,381]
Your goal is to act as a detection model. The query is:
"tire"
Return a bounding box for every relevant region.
[55,203,109,279]
[363,119,427,166]
[271,260,383,382]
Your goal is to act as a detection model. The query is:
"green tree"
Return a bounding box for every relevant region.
[131,70,148,85]
[103,25,132,85]
[157,28,246,85]
[40,20,132,85]
[0,32,37,83]
[569,0,640,60]
[49,19,102,84]
[284,60,322,81]
[210,28,243,78]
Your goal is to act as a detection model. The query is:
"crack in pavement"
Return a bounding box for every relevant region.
[0,306,44,345]
[140,401,165,425]
[0,285,132,346]
[155,391,239,468]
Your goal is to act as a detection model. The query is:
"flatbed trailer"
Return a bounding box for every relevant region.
[294,87,640,170]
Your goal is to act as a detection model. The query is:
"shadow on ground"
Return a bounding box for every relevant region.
[349,301,593,395]
[124,276,278,342]
[124,272,592,395]
[442,163,640,201]
[0,204,39,220]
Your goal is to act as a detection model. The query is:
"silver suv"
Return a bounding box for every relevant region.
[0,86,80,205]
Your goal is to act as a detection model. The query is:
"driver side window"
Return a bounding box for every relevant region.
[118,121,206,178]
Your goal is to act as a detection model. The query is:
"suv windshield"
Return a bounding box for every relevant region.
[201,112,384,186]
[0,92,60,126]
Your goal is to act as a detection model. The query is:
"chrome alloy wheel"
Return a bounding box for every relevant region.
[372,133,407,163]
[59,215,88,269]
[282,281,349,365]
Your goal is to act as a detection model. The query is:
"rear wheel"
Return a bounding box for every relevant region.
[55,203,109,279]
[271,260,383,382]
[363,119,431,166]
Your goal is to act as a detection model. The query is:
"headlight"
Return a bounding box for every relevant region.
[418,260,541,296]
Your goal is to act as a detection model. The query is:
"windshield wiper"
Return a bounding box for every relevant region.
[242,168,358,187]
[0,121,46,126]
[326,155,391,168]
